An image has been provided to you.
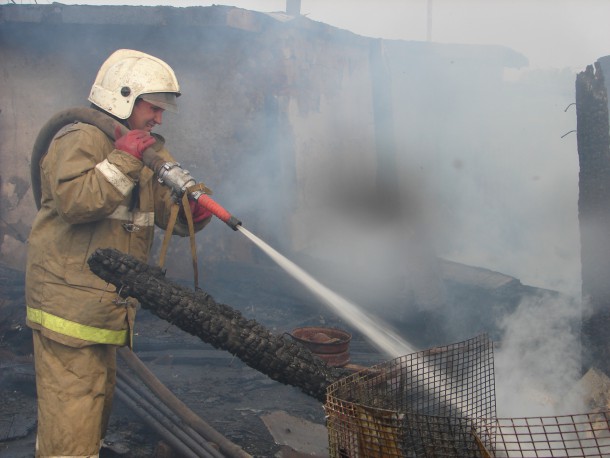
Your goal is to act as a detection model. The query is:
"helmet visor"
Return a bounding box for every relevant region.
[140,92,179,113]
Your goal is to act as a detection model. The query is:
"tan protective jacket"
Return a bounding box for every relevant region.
[25,122,208,348]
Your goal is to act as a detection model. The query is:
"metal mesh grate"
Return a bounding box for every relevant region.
[325,334,610,457]
[326,334,496,457]
[491,412,610,457]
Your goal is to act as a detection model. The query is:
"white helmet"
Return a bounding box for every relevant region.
[88,49,181,119]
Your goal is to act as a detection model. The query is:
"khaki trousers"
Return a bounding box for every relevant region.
[32,330,117,458]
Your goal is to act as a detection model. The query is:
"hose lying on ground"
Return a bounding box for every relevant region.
[114,381,215,458]
[116,365,225,458]
[117,347,251,458]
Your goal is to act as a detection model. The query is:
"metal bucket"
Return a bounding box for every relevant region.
[290,326,352,367]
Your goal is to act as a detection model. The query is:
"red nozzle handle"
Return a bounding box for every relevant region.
[196,194,242,231]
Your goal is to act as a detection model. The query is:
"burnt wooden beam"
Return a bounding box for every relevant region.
[87,248,350,402]
[575,61,610,376]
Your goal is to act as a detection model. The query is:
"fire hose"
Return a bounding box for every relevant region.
[116,347,251,458]
[30,106,241,231]
[30,107,250,457]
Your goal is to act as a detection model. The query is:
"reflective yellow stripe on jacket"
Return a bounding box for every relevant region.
[27,306,128,346]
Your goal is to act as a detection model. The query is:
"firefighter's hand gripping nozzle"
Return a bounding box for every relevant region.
[155,161,242,231]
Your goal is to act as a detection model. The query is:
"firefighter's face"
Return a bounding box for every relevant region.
[127,99,164,132]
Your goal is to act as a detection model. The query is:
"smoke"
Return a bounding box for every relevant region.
[395,62,582,296]
[494,292,583,417]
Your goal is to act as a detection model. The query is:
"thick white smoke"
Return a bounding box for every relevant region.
[495,292,583,417]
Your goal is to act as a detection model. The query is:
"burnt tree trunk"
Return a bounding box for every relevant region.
[575,61,610,376]
[88,248,349,402]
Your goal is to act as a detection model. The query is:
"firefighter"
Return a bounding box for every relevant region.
[25,49,211,457]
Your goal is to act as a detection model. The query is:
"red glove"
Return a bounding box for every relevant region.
[184,199,213,223]
[114,126,156,161]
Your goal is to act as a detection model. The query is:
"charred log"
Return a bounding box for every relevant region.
[87,247,350,402]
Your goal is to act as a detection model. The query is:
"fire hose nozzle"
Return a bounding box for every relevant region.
[225,215,242,231]
[195,193,242,231]
[151,160,241,231]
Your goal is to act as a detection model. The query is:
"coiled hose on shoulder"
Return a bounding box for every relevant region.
[31,107,123,210]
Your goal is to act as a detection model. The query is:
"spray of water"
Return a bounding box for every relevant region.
[237,225,477,419]
[237,225,416,358]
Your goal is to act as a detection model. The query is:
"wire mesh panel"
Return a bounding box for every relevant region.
[326,334,496,457]
[491,412,610,457]
[326,332,610,457]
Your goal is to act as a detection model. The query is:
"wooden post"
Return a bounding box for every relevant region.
[575,61,610,375]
